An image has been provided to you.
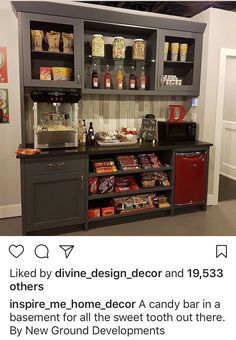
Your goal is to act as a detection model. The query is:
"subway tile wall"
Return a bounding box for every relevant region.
[25,94,185,143]
[80,95,184,131]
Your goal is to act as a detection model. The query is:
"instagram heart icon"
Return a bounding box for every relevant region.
[9,245,24,258]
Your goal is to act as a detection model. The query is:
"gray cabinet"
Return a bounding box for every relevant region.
[21,155,87,234]
[83,21,158,95]
[157,29,203,96]
[21,13,82,88]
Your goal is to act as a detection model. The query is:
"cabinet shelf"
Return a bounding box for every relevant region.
[85,55,155,64]
[88,205,172,223]
[88,186,172,201]
[82,89,157,95]
[164,60,194,65]
[89,166,172,177]
[31,50,74,58]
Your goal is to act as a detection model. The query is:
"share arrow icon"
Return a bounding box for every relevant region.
[59,245,74,259]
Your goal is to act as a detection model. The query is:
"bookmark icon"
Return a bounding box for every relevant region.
[59,245,74,259]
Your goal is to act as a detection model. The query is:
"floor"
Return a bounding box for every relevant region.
[219,175,236,202]
[1,176,235,236]
[1,199,236,236]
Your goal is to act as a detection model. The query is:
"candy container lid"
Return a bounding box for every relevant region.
[92,34,104,38]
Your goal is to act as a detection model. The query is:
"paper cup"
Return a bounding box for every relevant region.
[180,43,188,62]
[171,42,179,61]
[164,42,169,61]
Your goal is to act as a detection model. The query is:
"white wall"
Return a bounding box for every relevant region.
[0,3,21,218]
[193,8,236,204]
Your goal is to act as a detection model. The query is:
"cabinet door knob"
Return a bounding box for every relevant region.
[81,175,84,189]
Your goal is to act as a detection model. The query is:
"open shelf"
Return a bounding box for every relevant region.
[85,55,155,64]
[83,89,157,95]
[164,60,194,64]
[84,20,157,92]
[88,205,172,222]
[89,166,172,177]
[31,50,74,57]
[88,186,172,200]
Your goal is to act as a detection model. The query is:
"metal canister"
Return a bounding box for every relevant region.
[132,39,145,60]
[92,34,104,57]
[112,37,125,59]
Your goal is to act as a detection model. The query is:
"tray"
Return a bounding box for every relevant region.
[16,148,41,156]
[97,141,138,146]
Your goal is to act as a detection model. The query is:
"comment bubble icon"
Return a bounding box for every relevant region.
[35,244,49,259]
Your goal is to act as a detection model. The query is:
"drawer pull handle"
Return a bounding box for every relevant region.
[81,175,84,189]
[48,162,65,167]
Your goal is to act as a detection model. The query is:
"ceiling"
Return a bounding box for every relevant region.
[81,1,236,18]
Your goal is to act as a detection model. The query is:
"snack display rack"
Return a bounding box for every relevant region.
[87,150,173,225]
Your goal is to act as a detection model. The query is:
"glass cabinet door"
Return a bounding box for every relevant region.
[21,13,82,88]
[157,29,202,96]
[82,21,158,95]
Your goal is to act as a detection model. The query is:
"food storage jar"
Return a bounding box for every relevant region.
[92,34,104,57]
[112,37,125,59]
[132,39,145,60]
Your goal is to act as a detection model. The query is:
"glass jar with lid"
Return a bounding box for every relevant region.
[92,34,105,57]
[112,37,125,59]
[132,39,145,60]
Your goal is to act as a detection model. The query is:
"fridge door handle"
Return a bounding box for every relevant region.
[180,156,205,162]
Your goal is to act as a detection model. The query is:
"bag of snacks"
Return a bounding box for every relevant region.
[141,172,156,188]
[46,31,61,52]
[155,172,170,187]
[89,177,98,195]
[31,30,44,51]
[62,32,74,54]
[98,176,115,194]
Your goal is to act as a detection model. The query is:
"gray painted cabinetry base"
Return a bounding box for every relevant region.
[20,155,88,235]
[19,142,211,235]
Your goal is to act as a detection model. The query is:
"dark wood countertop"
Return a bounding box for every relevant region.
[17,141,213,159]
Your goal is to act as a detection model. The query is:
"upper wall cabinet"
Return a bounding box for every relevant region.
[15,2,205,96]
[82,21,158,95]
[21,13,82,88]
[157,29,203,96]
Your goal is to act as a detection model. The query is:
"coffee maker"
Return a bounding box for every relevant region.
[31,90,81,149]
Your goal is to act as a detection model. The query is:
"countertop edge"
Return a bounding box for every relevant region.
[16,141,213,159]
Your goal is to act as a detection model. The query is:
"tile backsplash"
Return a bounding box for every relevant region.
[25,94,186,143]
[80,95,184,131]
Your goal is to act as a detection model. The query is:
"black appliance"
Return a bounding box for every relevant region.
[30,89,81,103]
[158,121,196,142]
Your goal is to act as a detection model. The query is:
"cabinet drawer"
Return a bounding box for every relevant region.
[24,155,87,175]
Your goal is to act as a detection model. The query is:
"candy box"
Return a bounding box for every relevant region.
[40,67,51,80]
[101,206,115,216]
[88,208,100,219]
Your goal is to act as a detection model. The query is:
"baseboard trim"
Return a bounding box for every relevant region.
[207,194,217,206]
[0,204,21,219]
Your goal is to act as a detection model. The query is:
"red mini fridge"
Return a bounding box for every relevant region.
[175,152,206,205]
